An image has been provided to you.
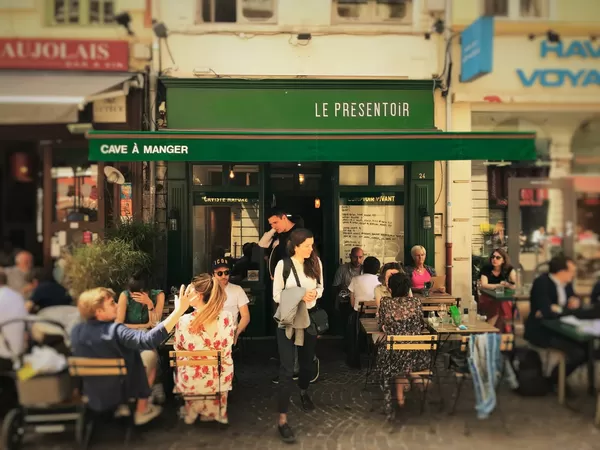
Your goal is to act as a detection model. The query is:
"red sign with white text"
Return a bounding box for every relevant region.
[0,38,129,71]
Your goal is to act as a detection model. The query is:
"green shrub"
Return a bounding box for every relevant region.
[63,238,151,298]
[105,219,159,256]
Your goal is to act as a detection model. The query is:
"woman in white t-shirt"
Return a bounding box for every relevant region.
[272,228,323,444]
[349,256,381,312]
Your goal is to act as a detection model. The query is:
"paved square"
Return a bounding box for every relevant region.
[13,339,600,449]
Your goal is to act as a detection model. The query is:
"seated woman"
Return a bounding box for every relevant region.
[375,262,414,312]
[349,256,381,313]
[71,285,194,425]
[174,274,235,425]
[478,248,516,332]
[376,272,430,417]
[405,245,445,293]
[117,274,166,403]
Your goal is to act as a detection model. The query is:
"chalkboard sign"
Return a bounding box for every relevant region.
[339,204,405,264]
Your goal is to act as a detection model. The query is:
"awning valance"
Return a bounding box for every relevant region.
[87,130,537,162]
[0,71,137,125]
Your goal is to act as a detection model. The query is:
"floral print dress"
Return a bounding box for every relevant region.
[174,310,235,424]
[375,296,431,418]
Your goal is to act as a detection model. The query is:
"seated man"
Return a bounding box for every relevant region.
[71,285,194,425]
[23,268,72,313]
[524,255,589,391]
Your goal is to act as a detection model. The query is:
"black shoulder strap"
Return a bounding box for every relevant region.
[282,258,301,289]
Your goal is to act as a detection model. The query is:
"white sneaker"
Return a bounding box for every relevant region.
[114,405,131,418]
[134,404,162,425]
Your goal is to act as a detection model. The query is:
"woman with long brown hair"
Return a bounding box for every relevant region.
[173,273,235,425]
[272,228,323,444]
[478,247,517,332]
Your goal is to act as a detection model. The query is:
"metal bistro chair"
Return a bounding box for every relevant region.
[68,357,134,450]
[384,334,439,419]
[169,350,224,422]
[449,334,514,435]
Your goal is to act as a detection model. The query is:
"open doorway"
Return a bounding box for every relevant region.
[268,163,326,256]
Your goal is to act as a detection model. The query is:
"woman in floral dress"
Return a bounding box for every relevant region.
[376,272,430,418]
[174,273,235,424]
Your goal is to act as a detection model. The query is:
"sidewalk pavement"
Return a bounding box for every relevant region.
[16,339,600,450]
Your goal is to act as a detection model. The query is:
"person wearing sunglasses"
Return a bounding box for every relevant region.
[212,258,250,344]
[478,248,517,332]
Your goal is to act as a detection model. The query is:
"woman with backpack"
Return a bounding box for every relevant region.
[272,228,323,444]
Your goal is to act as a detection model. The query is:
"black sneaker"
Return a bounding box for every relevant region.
[292,373,299,381]
[310,357,320,383]
[272,376,279,385]
[300,393,315,412]
[278,422,296,443]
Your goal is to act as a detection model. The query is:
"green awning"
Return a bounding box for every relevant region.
[87,130,536,162]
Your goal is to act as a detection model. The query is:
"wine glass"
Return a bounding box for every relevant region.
[149,309,160,328]
[438,305,447,330]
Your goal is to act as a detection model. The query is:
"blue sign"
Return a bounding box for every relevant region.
[517,40,600,87]
[460,16,494,83]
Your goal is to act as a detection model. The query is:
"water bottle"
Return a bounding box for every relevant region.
[468,296,478,325]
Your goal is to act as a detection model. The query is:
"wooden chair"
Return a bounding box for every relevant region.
[68,357,134,450]
[359,300,378,317]
[169,350,224,421]
[449,334,514,430]
[384,334,439,417]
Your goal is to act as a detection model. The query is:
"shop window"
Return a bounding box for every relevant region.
[192,165,223,186]
[339,193,404,264]
[333,0,413,25]
[340,165,369,186]
[375,165,404,186]
[197,0,276,23]
[51,161,99,223]
[50,0,115,25]
[482,0,551,19]
[192,200,261,282]
[229,165,259,187]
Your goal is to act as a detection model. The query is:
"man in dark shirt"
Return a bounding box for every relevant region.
[71,284,194,425]
[259,208,304,279]
[525,256,590,391]
[24,268,71,313]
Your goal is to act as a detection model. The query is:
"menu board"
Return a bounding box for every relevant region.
[339,204,405,263]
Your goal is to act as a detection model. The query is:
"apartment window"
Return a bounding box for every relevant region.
[197,0,276,24]
[51,0,115,25]
[334,0,413,25]
[483,0,550,19]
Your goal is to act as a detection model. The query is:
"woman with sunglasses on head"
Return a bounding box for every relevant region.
[212,258,251,344]
[478,248,517,332]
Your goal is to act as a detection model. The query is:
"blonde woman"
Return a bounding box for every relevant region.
[174,274,235,425]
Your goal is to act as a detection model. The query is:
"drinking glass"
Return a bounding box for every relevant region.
[438,305,447,329]
[149,309,160,328]
[495,285,505,296]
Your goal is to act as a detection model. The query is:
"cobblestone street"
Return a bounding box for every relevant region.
[19,339,600,450]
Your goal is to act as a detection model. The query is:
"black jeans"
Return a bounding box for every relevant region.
[277,327,317,414]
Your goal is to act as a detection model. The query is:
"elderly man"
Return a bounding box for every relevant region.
[5,251,33,295]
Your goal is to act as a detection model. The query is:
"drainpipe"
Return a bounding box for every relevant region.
[444,0,453,295]
[148,23,160,223]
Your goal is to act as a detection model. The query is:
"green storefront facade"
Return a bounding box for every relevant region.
[88,78,535,337]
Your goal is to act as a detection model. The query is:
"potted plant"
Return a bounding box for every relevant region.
[63,238,151,298]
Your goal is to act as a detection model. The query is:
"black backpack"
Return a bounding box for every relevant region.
[512,348,552,396]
